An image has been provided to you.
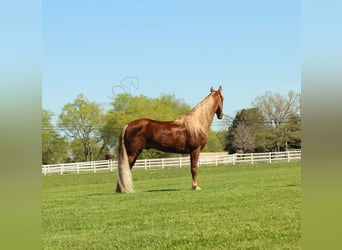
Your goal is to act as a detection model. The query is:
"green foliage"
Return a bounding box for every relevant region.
[58,94,104,161]
[111,93,190,122]
[42,109,68,164]
[202,130,225,152]
[42,162,301,249]
[68,138,104,163]
[285,113,301,149]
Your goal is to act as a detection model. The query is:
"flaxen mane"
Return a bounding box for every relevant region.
[175,92,217,140]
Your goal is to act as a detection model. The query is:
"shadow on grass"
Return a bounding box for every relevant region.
[88,192,114,196]
[144,188,182,193]
[88,189,183,196]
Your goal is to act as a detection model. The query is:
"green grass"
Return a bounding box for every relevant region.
[42,162,301,249]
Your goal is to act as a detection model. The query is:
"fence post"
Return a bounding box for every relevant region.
[251,153,254,165]
[109,160,113,172]
[77,163,79,174]
[93,161,96,173]
[269,152,272,163]
[232,154,235,165]
[287,151,290,162]
[60,164,63,175]
[179,157,182,168]
[144,159,147,170]
[215,155,218,166]
[162,158,165,169]
[43,165,47,176]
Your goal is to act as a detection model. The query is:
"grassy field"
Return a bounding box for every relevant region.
[42,162,301,249]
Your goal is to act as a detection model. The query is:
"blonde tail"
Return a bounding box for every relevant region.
[116,125,134,193]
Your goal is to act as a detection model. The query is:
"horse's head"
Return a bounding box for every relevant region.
[210,86,224,119]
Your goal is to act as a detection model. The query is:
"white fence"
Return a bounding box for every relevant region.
[42,150,301,176]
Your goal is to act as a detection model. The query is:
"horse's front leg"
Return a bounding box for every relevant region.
[190,148,201,190]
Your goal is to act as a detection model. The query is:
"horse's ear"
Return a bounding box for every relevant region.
[218,85,222,92]
[210,87,214,93]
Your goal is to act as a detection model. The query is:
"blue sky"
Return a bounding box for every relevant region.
[43,1,300,125]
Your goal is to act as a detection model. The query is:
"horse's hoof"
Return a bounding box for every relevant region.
[193,186,201,191]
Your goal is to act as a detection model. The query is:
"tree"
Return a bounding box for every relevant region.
[42,109,68,164]
[232,123,256,153]
[58,94,104,161]
[96,112,119,159]
[252,91,301,151]
[252,91,300,127]
[68,137,104,162]
[225,108,266,153]
[283,113,301,149]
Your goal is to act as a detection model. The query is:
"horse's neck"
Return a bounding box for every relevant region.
[194,98,216,126]
[179,95,217,134]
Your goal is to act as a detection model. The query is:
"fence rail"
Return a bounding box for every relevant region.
[42,150,301,176]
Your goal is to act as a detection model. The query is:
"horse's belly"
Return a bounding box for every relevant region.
[148,134,188,154]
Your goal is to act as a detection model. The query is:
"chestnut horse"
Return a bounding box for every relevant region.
[116,86,224,193]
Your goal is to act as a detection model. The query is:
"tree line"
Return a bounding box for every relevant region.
[42,91,301,164]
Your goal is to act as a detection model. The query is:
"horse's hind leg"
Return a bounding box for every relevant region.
[190,148,201,190]
[127,149,142,169]
[128,154,138,169]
